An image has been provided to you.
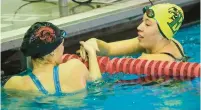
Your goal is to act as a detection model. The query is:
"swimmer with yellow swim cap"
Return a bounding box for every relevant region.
[77,3,189,62]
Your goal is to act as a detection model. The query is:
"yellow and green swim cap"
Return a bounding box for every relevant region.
[143,3,184,39]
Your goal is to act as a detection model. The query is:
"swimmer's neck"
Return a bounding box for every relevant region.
[32,62,57,75]
[146,38,171,54]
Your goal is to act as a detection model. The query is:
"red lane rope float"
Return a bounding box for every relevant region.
[62,54,200,77]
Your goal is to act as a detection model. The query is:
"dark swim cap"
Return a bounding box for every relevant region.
[20,22,67,58]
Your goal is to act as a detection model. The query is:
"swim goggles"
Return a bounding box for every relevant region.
[143,6,155,18]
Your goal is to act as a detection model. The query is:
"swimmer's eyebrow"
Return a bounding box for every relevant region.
[144,18,153,24]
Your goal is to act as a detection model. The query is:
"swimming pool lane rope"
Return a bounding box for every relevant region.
[62,54,200,77]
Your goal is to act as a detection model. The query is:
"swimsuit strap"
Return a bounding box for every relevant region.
[171,40,185,57]
[53,66,62,94]
[160,52,177,60]
[29,73,48,95]
[160,40,189,62]
[28,66,62,95]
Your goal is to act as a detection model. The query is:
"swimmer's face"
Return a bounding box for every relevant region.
[137,14,162,49]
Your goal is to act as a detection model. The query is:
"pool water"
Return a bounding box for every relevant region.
[1,23,200,110]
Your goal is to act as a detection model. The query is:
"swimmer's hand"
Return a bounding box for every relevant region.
[78,46,88,61]
[80,41,99,53]
[87,38,100,51]
[79,41,102,81]
[77,39,100,61]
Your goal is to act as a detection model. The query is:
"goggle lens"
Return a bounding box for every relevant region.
[143,6,155,18]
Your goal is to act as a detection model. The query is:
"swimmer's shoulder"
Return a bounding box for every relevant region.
[168,38,184,59]
[4,76,28,90]
[171,38,184,51]
[58,59,89,90]
[138,53,175,61]
[59,59,88,73]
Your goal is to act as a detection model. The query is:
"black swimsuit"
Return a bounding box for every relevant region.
[160,40,189,62]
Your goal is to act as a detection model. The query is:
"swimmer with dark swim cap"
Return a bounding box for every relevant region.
[4,22,102,94]
[77,3,189,62]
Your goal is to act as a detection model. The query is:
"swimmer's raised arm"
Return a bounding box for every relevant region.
[96,37,144,56]
[80,41,102,81]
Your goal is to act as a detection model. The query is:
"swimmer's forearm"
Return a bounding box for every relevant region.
[96,38,144,56]
[96,39,111,56]
[88,51,102,81]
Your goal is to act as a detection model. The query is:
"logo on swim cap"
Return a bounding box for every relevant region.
[167,7,184,34]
